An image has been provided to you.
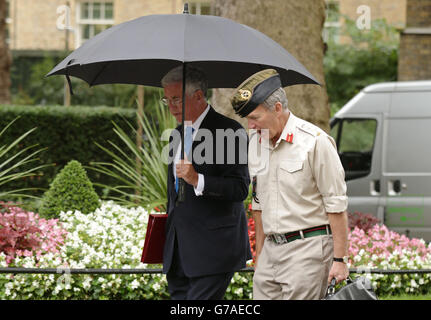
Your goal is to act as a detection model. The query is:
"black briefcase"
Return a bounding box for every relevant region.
[324,276,378,300]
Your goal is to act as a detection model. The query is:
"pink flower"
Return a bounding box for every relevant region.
[348,223,431,266]
[0,204,68,266]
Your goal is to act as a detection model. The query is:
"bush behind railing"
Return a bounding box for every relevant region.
[0,105,136,197]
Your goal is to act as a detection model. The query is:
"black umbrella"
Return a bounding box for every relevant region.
[47,4,320,201]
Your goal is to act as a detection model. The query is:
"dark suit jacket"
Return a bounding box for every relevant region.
[163,106,252,278]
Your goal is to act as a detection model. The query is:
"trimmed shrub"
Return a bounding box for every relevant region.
[39,160,100,218]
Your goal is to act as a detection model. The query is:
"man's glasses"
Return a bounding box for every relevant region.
[161,97,182,107]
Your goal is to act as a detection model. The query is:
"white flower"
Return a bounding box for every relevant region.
[130,280,140,290]
[82,256,91,265]
[82,278,92,290]
[353,255,362,262]
[234,288,243,296]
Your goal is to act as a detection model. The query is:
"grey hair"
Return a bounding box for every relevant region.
[262,87,289,111]
[161,65,208,97]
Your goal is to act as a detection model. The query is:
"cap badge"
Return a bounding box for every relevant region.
[238,89,252,101]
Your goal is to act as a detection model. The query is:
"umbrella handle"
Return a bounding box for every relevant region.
[178,178,186,203]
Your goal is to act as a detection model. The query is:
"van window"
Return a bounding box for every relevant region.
[330,119,377,180]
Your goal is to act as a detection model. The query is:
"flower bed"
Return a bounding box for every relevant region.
[246,213,431,296]
[348,224,431,295]
[0,202,252,299]
[5,202,429,299]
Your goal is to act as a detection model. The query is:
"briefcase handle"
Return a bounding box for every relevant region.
[326,277,353,297]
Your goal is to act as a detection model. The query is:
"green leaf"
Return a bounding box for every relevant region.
[89,99,176,210]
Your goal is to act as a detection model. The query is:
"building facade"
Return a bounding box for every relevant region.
[398,0,431,80]
[323,0,407,43]
[5,0,429,81]
[5,0,213,54]
[5,0,409,54]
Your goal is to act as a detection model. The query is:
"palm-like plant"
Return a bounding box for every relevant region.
[91,101,176,211]
[0,118,49,199]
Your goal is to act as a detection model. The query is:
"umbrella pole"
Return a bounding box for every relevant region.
[177,62,187,203]
[177,4,190,204]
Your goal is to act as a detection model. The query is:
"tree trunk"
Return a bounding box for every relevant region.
[0,0,11,104]
[212,0,330,132]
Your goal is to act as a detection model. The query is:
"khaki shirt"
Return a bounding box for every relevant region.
[249,112,348,235]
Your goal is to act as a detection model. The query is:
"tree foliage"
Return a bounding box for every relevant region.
[11,56,164,108]
[324,18,399,115]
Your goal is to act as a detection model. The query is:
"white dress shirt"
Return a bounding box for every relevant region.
[173,104,210,196]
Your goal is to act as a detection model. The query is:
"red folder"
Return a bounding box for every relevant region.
[141,214,168,264]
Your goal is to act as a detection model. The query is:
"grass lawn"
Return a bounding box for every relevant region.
[379,294,431,300]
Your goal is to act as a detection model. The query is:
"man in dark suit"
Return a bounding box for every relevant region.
[161,65,252,300]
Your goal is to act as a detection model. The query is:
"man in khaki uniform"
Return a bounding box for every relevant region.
[230,69,349,300]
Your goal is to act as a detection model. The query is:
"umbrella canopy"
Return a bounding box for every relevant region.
[47,7,320,203]
[47,12,319,88]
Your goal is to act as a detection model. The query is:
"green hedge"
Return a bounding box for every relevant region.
[0,105,137,197]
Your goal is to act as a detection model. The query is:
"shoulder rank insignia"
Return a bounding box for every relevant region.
[298,123,317,137]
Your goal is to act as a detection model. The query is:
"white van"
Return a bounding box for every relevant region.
[330,81,431,241]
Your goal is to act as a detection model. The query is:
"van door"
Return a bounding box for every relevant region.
[330,115,382,220]
[382,90,431,241]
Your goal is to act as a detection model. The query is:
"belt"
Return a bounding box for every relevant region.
[268,225,332,245]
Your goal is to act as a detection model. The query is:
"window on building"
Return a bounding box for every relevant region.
[189,2,213,15]
[77,1,114,47]
[5,0,11,44]
[323,1,340,43]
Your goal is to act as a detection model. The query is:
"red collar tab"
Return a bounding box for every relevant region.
[286,133,293,144]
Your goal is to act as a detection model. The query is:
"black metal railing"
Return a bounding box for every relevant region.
[1,267,431,275]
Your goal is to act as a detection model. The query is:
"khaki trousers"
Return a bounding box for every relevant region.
[253,235,333,300]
